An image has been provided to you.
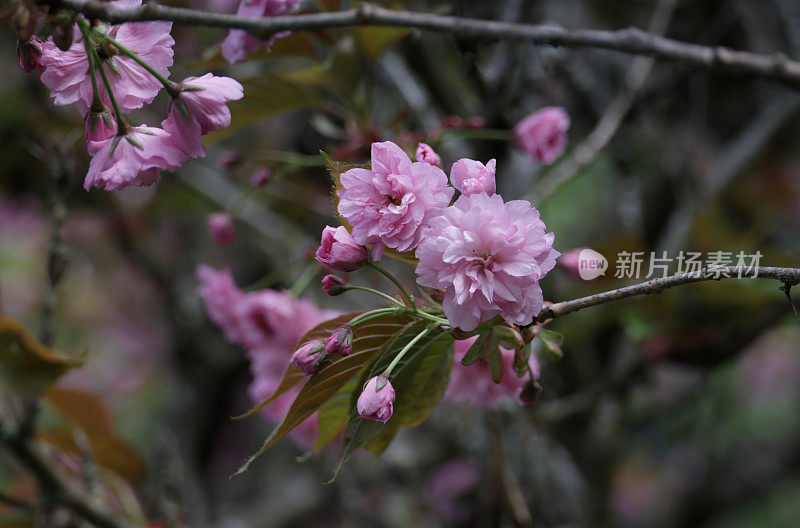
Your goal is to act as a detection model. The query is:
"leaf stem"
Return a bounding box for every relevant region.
[348,307,403,328]
[341,284,406,308]
[368,261,416,309]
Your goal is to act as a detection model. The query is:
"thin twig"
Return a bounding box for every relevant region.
[532,0,678,200]
[538,266,800,322]
[779,283,800,328]
[51,0,800,89]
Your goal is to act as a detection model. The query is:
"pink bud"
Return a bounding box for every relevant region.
[441,115,463,128]
[207,212,235,246]
[17,37,43,73]
[217,150,242,171]
[325,325,353,357]
[464,115,486,128]
[557,248,586,280]
[85,105,117,148]
[321,275,347,296]
[514,106,570,165]
[415,142,441,166]
[357,375,395,422]
[290,340,326,375]
[251,167,272,187]
[450,158,496,196]
[315,226,367,272]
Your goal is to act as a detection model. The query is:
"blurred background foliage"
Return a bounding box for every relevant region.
[3,0,800,526]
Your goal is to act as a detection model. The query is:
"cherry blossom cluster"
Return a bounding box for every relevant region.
[17,0,243,191]
[310,140,559,423]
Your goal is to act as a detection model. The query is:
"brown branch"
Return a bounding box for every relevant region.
[0,426,133,528]
[538,266,800,322]
[50,0,800,89]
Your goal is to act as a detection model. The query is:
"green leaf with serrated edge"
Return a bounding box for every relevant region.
[513,342,532,378]
[461,333,488,366]
[321,152,419,265]
[234,314,414,475]
[489,347,504,383]
[537,329,564,361]
[329,324,454,480]
[232,312,363,420]
[313,379,358,451]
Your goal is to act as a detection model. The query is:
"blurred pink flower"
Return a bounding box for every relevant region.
[221,0,304,63]
[251,167,272,187]
[196,265,244,343]
[450,158,496,196]
[426,459,481,523]
[514,106,570,164]
[415,142,441,166]
[217,150,242,171]
[84,126,187,191]
[357,375,395,422]
[415,193,559,331]
[206,212,235,246]
[315,225,367,272]
[40,0,174,115]
[337,141,453,259]
[445,336,538,407]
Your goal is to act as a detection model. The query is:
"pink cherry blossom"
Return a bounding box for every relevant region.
[415,142,441,166]
[450,158,496,196]
[315,225,367,272]
[221,0,304,64]
[325,325,353,357]
[39,1,174,115]
[514,106,570,164]
[84,126,188,191]
[196,265,245,343]
[357,375,395,422]
[415,193,559,331]
[206,212,235,246]
[445,337,540,408]
[337,141,453,259]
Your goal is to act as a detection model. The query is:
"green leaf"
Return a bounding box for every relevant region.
[0,317,85,395]
[313,379,358,451]
[513,343,532,378]
[234,313,413,475]
[330,323,454,479]
[355,27,412,60]
[489,347,504,383]
[461,333,488,366]
[537,329,565,361]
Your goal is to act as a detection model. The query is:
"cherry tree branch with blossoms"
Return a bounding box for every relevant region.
[52,0,800,89]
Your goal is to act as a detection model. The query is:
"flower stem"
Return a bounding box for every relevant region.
[348,307,403,328]
[367,261,416,309]
[93,29,175,92]
[78,19,127,133]
[341,284,406,308]
[384,326,433,376]
[77,21,103,111]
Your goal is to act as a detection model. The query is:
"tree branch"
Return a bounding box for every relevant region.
[538,266,800,322]
[51,0,800,89]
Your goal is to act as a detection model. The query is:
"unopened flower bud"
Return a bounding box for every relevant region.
[217,150,242,171]
[17,37,43,73]
[415,142,440,166]
[325,325,353,357]
[357,375,395,422]
[514,106,570,165]
[441,115,463,128]
[465,115,486,129]
[495,323,525,350]
[85,105,117,145]
[251,166,272,187]
[290,340,326,375]
[519,378,542,406]
[321,275,347,296]
[207,212,235,246]
[315,226,367,272]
